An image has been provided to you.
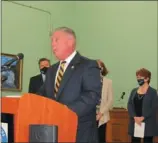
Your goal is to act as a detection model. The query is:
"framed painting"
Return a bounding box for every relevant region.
[1,53,23,91]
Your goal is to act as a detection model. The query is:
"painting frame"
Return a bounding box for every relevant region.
[1,53,23,91]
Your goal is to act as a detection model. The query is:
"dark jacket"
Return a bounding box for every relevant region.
[127,86,158,136]
[38,52,102,142]
[28,74,44,94]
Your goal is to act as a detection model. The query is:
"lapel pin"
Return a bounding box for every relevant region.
[71,65,74,69]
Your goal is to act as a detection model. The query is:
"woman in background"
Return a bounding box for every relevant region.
[127,68,158,143]
[96,59,113,143]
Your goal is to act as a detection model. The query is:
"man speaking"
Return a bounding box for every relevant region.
[38,27,102,142]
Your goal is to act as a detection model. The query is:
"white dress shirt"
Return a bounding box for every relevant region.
[42,74,46,82]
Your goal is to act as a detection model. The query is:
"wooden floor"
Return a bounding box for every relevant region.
[106,108,158,143]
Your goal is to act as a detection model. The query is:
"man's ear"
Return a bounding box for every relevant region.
[67,38,73,47]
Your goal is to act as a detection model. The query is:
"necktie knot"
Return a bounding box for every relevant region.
[60,61,66,71]
[61,61,66,65]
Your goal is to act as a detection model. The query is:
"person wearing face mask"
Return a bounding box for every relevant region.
[96,59,113,143]
[127,68,158,143]
[28,58,50,94]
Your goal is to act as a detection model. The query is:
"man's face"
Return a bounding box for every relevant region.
[51,31,73,60]
[39,60,50,69]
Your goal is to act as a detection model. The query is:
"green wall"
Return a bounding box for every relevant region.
[74,1,157,107]
[2,1,75,96]
[2,1,157,108]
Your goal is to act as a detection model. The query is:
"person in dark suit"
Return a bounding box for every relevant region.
[38,27,102,142]
[28,58,50,94]
[127,68,158,143]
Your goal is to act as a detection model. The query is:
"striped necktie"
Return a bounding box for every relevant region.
[54,61,66,96]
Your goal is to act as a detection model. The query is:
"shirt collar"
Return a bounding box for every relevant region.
[61,50,77,64]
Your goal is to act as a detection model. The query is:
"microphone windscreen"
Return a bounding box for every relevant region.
[17,53,24,60]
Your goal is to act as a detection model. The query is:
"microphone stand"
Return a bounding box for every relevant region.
[114,92,126,109]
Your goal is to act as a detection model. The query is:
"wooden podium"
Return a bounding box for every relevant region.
[1,93,78,142]
[106,108,131,142]
[106,108,158,142]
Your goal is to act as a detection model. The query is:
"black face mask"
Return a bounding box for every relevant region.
[137,79,145,86]
[40,67,48,74]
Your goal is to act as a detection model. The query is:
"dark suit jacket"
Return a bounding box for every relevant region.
[28,74,44,94]
[38,52,102,142]
[127,86,158,136]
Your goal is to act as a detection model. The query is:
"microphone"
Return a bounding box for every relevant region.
[119,92,125,101]
[1,53,24,69]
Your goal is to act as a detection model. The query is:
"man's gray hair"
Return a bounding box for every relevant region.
[54,27,76,39]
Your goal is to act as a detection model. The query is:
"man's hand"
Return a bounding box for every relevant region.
[96,112,103,121]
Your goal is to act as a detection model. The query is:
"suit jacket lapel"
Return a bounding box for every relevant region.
[142,86,151,115]
[131,88,138,103]
[56,52,81,100]
[47,62,59,99]
[39,74,44,85]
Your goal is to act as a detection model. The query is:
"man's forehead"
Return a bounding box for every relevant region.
[40,60,49,64]
[51,30,74,41]
[52,30,66,37]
